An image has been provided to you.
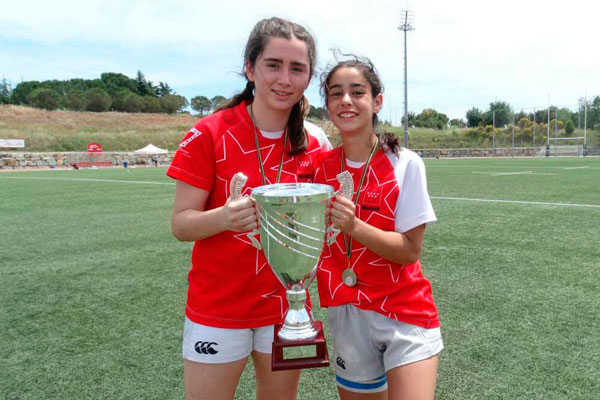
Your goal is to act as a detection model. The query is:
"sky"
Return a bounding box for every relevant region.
[1,0,599,123]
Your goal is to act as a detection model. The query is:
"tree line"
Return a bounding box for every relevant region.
[466,100,598,129]
[0,72,188,114]
[1,75,599,132]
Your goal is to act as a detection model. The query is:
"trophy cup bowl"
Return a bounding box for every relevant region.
[229,172,353,370]
[250,182,333,341]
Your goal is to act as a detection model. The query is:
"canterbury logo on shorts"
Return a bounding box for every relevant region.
[194,341,219,355]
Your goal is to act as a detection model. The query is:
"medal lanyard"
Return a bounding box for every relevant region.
[340,135,379,266]
[249,105,288,185]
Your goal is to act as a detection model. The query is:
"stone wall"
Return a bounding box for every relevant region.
[416,146,600,158]
[1,147,598,169]
[0,152,175,169]
[416,147,536,158]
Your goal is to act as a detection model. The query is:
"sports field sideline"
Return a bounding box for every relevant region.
[1,157,599,399]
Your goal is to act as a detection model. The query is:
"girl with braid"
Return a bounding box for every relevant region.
[167,17,331,400]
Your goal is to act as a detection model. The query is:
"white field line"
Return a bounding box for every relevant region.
[3,176,598,209]
[471,171,560,176]
[0,176,175,185]
[426,164,600,170]
[491,171,532,176]
[430,196,600,209]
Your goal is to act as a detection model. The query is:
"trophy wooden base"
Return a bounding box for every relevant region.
[271,321,330,371]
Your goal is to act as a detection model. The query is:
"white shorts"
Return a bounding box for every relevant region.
[182,317,275,364]
[328,305,443,392]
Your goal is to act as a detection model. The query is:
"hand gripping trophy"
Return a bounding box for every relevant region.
[230,171,353,370]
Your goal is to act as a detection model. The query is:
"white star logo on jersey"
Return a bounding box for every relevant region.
[232,232,254,247]
[268,155,296,182]
[367,167,398,217]
[215,129,278,185]
[261,289,284,319]
[306,146,320,155]
[231,233,267,275]
[360,166,396,225]
[319,266,344,299]
[255,249,268,275]
[382,183,398,215]
[215,129,276,164]
[380,296,398,320]
[320,246,368,300]
[368,257,401,283]
[354,290,373,306]
[348,247,368,269]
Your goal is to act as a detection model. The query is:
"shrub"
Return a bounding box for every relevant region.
[565,120,575,135]
[85,88,112,112]
[27,88,62,110]
[112,89,139,112]
[65,89,88,111]
[160,94,188,114]
[142,96,161,113]
[122,93,145,113]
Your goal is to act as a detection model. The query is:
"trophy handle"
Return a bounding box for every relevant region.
[335,171,354,199]
[229,172,248,200]
[229,173,262,250]
[327,171,354,245]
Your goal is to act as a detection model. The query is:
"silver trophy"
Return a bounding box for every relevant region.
[230,172,353,369]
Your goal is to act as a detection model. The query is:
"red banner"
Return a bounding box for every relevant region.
[87,142,102,153]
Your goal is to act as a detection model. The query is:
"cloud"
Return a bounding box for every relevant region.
[2,0,599,121]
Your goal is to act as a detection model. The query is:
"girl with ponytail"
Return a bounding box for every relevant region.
[315,54,442,399]
[167,17,330,400]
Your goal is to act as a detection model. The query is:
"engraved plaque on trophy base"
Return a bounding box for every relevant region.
[271,321,329,371]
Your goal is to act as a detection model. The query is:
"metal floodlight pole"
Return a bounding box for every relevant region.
[546,95,550,156]
[584,92,588,156]
[533,108,536,152]
[512,112,515,157]
[492,110,496,156]
[578,102,581,131]
[547,106,550,144]
[398,10,414,148]
[554,108,558,143]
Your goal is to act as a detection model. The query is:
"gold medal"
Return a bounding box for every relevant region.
[342,268,357,287]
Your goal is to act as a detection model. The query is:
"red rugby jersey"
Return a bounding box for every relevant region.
[167,101,330,328]
[315,146,440,329]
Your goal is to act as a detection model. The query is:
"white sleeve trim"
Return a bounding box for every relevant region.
[386,149,437,233]
[304,120,332,150]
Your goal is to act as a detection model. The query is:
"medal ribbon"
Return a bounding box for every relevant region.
[340,136,379,268]
[249,105,288,185]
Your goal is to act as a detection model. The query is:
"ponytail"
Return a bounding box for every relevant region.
[215,81,255,113]
[376,131,401,155]
[373,114,401,154]
[287,95,309,155]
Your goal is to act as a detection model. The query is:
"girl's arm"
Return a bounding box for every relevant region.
[171,180,257,242]
[330,195,425,265]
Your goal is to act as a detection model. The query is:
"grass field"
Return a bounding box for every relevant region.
[1,157,599,399]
